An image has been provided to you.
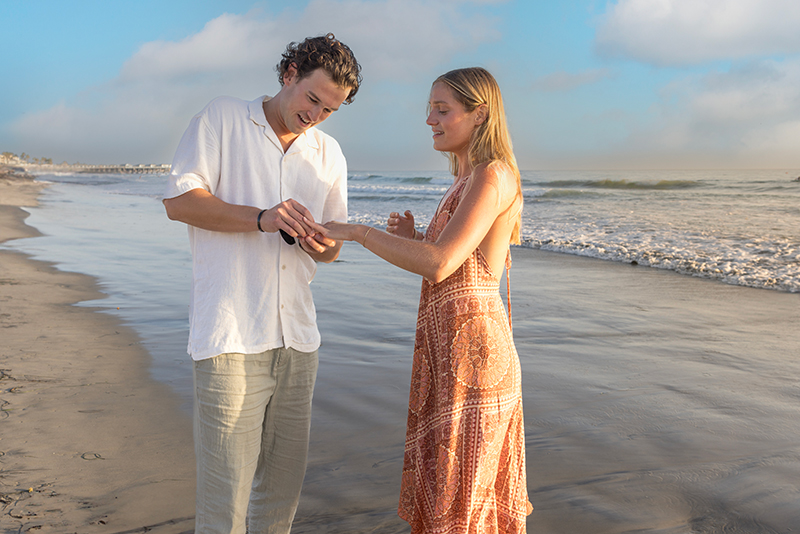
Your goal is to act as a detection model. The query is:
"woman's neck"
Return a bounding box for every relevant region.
[454,153,472,182]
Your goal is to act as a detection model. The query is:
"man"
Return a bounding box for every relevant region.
[163,34,361,534]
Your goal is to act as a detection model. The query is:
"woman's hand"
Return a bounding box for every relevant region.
[308,219,364,243]
[387,210,416,239]
[319,220,357,242]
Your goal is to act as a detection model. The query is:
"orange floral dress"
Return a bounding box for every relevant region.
[398,175,528,533]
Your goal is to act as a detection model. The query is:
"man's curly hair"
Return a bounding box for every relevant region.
[277,33,362,104]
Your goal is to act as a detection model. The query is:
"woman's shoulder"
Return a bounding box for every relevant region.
[472,160,515,182]
[470,160,519,201]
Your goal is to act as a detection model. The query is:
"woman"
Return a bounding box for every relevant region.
[319,67,530,533]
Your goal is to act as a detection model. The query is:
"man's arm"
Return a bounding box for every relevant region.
[163,188,316,237]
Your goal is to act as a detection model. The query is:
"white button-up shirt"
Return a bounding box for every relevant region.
[165,95,348,360]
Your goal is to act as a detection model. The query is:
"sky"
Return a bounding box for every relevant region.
[2,0,800,170]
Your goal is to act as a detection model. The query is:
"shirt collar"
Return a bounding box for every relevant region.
[248,95,320,153]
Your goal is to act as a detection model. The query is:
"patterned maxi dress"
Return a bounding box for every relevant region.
[398,175,528,533]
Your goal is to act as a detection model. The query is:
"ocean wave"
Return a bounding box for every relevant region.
[348,173,383,181]
[36,174,123,187]
[348,184,446,196]
[348,172,452,185]
[348,194,440,203]
[519,237,800,293]
[534,179,701,190]
[533,189,594,199]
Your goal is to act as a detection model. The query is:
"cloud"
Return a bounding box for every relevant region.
[532,68,612,92]
[119,0,500,84]
[596,0,800,66]
[621,59,800,166]
[118,14,282,83]
[8,0,501,165]
[296,0,501,81]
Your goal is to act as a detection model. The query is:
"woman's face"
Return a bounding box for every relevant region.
[426,82,479,156]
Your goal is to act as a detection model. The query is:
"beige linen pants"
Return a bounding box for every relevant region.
[193,348,319,534]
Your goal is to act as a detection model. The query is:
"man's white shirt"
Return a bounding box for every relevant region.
[165,95,347,360]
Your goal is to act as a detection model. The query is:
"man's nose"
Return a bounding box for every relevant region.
[310,106,324,123]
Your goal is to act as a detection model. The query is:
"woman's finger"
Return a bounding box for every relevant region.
[304,217,329,235]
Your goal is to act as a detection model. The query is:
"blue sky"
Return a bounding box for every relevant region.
[2,0,800,170]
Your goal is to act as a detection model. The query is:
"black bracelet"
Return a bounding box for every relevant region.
[257,209,267,232]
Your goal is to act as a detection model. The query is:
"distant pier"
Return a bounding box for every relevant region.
[18,163,171,175]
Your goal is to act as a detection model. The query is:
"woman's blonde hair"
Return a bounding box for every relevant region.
[433,67,522,244]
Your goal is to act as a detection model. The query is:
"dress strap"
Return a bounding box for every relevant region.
[505,249,512,331]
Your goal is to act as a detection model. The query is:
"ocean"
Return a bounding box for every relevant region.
[5,169,799,396]
[348,169,800,292]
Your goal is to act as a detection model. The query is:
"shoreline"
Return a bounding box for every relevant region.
[0,170,194,533]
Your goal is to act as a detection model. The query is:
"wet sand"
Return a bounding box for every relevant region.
[0,170,195,533]
[301,242,800,533]
[512,248,800,533]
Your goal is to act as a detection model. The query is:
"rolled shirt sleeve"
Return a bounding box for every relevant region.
[164,104,222,200]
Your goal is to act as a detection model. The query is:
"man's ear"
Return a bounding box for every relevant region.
[283,62,299,85]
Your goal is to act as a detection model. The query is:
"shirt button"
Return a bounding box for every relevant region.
[281,304,285,309]
[281,265,286,270]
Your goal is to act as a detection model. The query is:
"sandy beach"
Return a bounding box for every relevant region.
[0,170,195,533]
[2,167,799,533]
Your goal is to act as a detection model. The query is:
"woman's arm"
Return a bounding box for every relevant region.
[321,162,518,283]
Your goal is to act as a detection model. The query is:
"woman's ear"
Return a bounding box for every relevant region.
[475,104,488,125]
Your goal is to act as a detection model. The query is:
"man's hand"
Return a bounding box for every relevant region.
[258,199,317,238]
[297,231,341,262]
[163,190,317,236]
[298,231,336,252]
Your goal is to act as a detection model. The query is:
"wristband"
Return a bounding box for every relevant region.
[257,209,267,232]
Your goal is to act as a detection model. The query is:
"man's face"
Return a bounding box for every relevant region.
[278,66,351,136]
